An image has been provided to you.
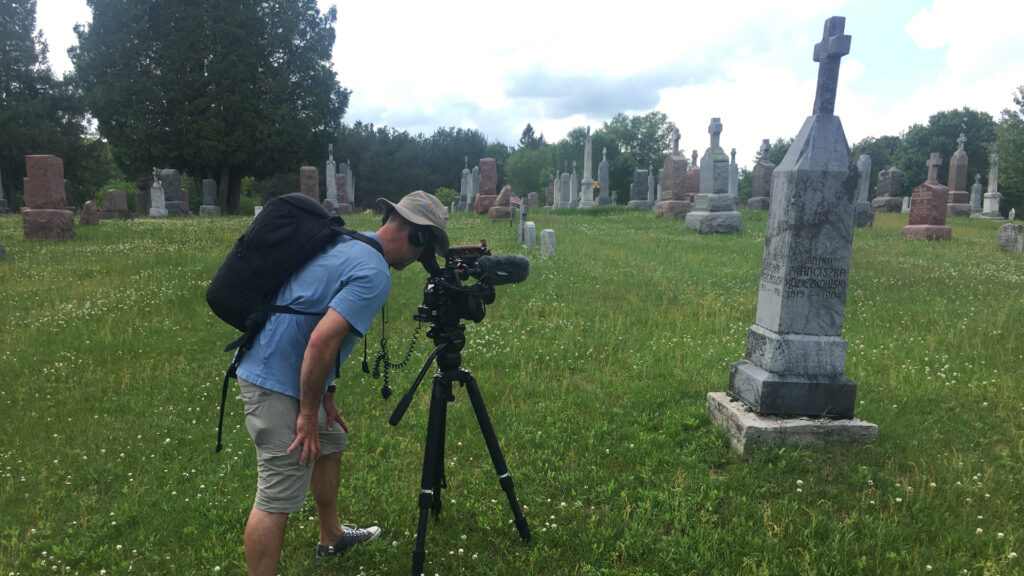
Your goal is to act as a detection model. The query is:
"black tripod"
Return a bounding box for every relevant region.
[390,320,531,576]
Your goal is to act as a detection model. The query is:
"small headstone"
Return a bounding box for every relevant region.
[597,148,611,205]
[80,201,100,225]
[199,179,221,216]
[100,189,130,220]
[713,16,875,453]
[569,161,580,208]
[545,175,555,208]
[853,155,874,228]
[474,158,498,214]
[946,133,971,217]
[686,117,741,234]
[901,196,911,213]
[748,139,776,211]
[871,167,904,213]
[628,169,653,210]
[160,169,189,215]
[518,205,528,242]
[489,185,514,220]
[1010,208,1016,221]
[525,222,537,248]
[980,147,1002,219]
[969,174,984,216]
[685,150,700,204]
[527,192,539,210]
[540,229,556,257]
[300,166,319,201]
[998,222,1023,253]
[459,157,471,211]
[470,165,479,208]
[22,155,75,240]
[149,168,168,218]
[901,153,952,240]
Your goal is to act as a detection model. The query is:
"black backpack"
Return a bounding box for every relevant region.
[206,193,384,451]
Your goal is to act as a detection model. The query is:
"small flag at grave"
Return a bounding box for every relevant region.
[509,193,522,207]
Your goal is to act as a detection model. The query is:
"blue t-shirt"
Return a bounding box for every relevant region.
[236,232,390,398]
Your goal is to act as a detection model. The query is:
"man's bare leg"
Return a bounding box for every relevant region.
[244,508,288,576]
[311,451,343,545]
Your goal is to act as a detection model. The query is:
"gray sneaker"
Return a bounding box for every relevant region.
[315,524,382,557]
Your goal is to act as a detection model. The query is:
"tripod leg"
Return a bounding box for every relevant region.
[431,387,449,514]
[412,374,447,576]
[463,373,531,542]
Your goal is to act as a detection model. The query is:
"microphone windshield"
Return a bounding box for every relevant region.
[474,254,530,285]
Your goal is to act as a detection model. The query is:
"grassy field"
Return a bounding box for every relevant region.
[0,207,1022,576]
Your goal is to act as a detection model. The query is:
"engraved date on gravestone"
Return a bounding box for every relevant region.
[760,255,848,300]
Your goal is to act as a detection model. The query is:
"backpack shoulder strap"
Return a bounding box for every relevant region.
[329,223,385,259]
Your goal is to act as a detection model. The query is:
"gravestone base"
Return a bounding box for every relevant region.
[706,393,877,454]
[747,196,771,211]
[488,206,513,221]
[149,206,168,218]
[870,197,902,213]
[475,196,497,214]
[978,212,1002,220]
[597,196,612,206]
[165,201,190,216]
[627,200,655,211]
[22,208,75,240]
[947,204,972,218]
[335,203,354,214]
[685,210,742,234]
[98,210,130,221]
[998,223,1023,253]
[900,224,951,241]
[579,199,598,208]
[655,200,691,219]
[199,205,221,216]
[729,360,857,417]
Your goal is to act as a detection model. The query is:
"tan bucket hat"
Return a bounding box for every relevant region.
[377,190,450,256]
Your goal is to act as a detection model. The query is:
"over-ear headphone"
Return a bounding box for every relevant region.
[383,208,432,248]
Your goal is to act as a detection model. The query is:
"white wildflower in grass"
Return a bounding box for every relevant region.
[895,498,902,503]
[976,528,983,535]
[796,480,803,486]
[926,566,932,572]
[998,533,1004,539]
[1010,552,1017,559]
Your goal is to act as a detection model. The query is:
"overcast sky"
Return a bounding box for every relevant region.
[35,0,1024,169]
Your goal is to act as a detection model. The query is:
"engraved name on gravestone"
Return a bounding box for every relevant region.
[901,153,951,240]
[727,16,864,419]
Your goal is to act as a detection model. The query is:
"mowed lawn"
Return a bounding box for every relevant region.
[0,207,1021,576]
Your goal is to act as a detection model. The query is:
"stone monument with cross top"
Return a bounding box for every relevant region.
[901,153,952,240]
[708,16,877,453]
[685,117,740,233]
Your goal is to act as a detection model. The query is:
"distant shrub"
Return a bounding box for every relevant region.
[434,187,456,207]
[96,179,138,212]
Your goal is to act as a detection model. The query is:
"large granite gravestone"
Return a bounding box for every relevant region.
[0,168,10,213]
[21,155,75,240]
[598,148,611,205]
[299,166,319,201]
[580,128,597,208]
[80,201,100,225]
[853,155,874,228]
[149,168,168,218]
[656,130,692,218]
[748,139,775,210]
[160,169,189,215]
[870,166,903,212]
[980,147,1002,219]
[334,174,353,213]
[136,178,151,216]
[709,16,876,453]
[628,169,653,210]
[557,172,571,209]
[489,185,514,220]
[947,133,971,217]
[199,179,221,216]
[901,153,952,240]
[540,229,556,257]
[684,150,700,203]
[969,174,984,216]
[686,118,741,234]
[475,158,498,214]
[100,189,130,220]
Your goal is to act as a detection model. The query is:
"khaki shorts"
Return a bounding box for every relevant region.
[238,379,348,513]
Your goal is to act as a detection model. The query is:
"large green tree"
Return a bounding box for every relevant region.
[851,135,901,198]
[891,107,996,196]
[994,86,1024,216]
[601,111,675,170]
[71,0,348,213]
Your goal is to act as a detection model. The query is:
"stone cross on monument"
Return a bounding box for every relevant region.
[464,156,468,170]
[760,139,771,158]
[328,143,334,162]
[957,133,966,152]
[730,148,736,163]
[812,16,851,115]
[926,153,942,182]
[602,147,607,162]
[708,118,723,150]
[672,128,681,155]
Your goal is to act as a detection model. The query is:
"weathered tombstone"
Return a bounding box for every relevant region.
[335,174,353,213]
[684,150,700,204]
[459,157,471,211]
[947,133,971,217]
[325,145,338,211]
[345,160,355,205]
[136,178,151,216]
[470,165,480,208]
[969,174,984,216]
[149,168,168,218]
[998,221,1023,253]
[901,153,952,240]
[647,165,656,205]
[525,222,537,249]
[474,158,498,214]
[729,148,740,208]
[64,179,72,210]
[545,174,555,209]
[853,155,874,228]
[299,166,319,201]
[656,131,691,218]
[80,201,100,225]
[540,229,556,257]
[580,127,597,208]
[553,171,568,209]
[527,192,538,210]
[199,179,220,216]
[160,169,189,215]
[709,16,876,453]
[21,155,75,240]
[902,196,911,213]
[597,147,611,205]
[686,117,741,233]
[569,161,579,208]
[656,168,663,202]
[980,147,1002,218]
[748,139,775,210]
[489,185,514,220]
[0,168,10,213]
[870,166,904,213]
[518,204,528,242]
[628,169,653,210]
[100,189,130,220]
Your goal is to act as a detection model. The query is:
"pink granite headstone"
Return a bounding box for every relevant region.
[80,201,100,225]
[488,185,514,220]
[100,189,130,220]
[22,155,74,240]
[902,153,952,241]
[474,158,498,214]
